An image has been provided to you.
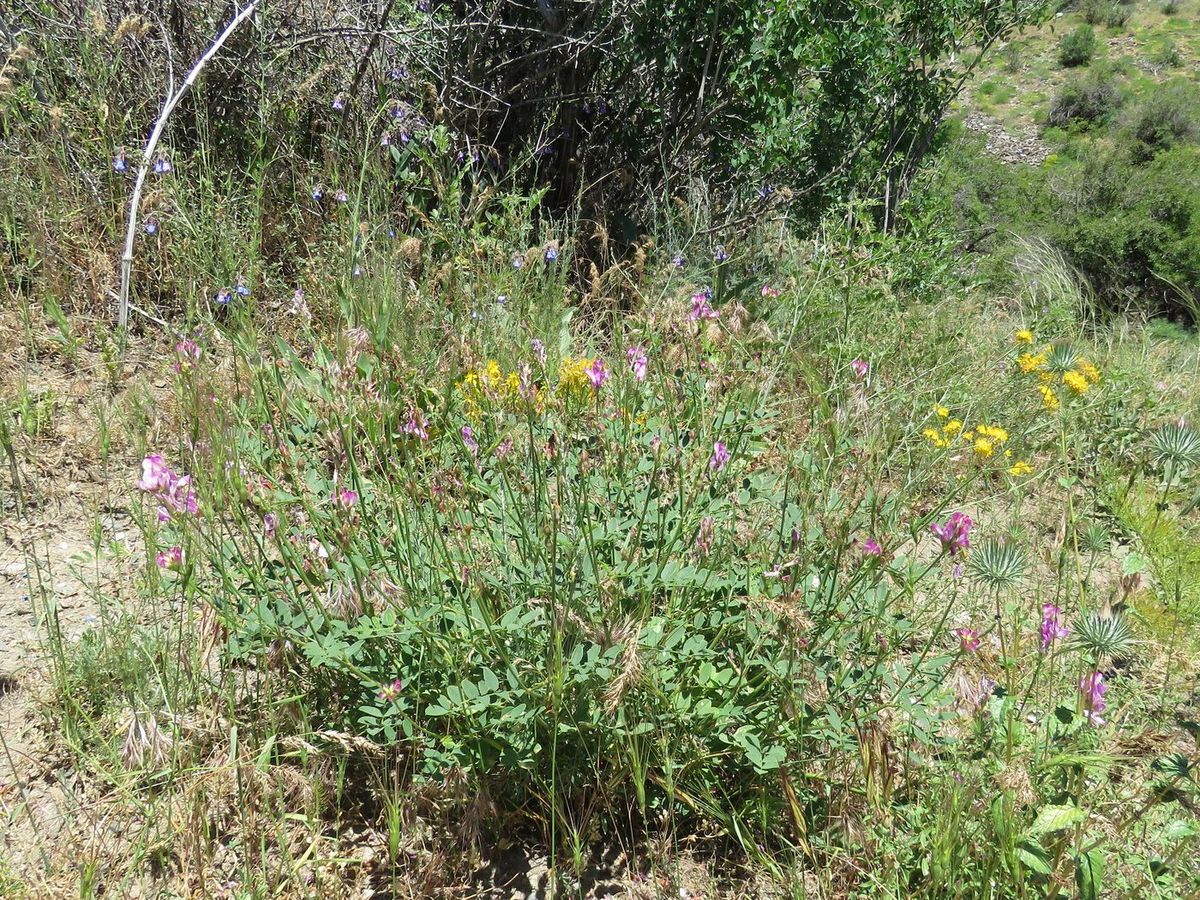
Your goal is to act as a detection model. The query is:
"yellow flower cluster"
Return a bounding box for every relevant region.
[1038,383,1059,411]
[1014,335,1101,411]
[1077,360,1101,383]
[1008,460,1034,477]
[923,408,1009,459]
[1017,351,1047,374]
[970,423,1010,458]
[557,356,595,398]
[923,405,957,448]
[1061,359,1101,396]
[1063,371,1089,395]
[1015,329,1034,345]
[459,359,538,416]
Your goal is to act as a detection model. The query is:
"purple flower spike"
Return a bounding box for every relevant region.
[1039,603,1070,651]
[1080,671,1108,725]
[930,512,972,557]
[586,359,608,389]
[709,441,730,472]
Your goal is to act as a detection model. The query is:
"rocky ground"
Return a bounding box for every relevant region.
[962,111,1052,166]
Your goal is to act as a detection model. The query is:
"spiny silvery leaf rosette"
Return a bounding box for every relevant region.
[1045,343,1080,375]
[1079,523,1110,554]
[1150,421,1200,472]
[1073,613,1136,660]
[967,537,1027,590]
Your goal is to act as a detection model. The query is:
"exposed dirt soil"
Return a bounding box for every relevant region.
[0,309,163,891]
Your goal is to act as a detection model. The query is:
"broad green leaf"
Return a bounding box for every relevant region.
[1027,804,1087,838]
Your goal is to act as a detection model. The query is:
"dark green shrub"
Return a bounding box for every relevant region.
[1080,0,1109,24]
[8,0,1045,230]
[1047,72,1123,127]
[1128,82,1200,161]
[1080,0,1132,26]
[1162,0,1181,14]
[1051,145,1200,322]
[1150,39,1184,69]
[1108,5,1133,26]
[1059,25,1097,67]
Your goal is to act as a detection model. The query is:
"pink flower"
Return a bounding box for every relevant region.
[172,340,201,373]
[138,455,198,519]
[689,291,719,320]
[761,284,781,299]
[862,538,882,557]
[1080,671,1108,725]
[955,627,981,653]
[709,441,730,472]
[531,338,546,366]
[156,546,184,570]
[851,359,869,380]
[263,512,279,536]
[627,346,648,382]
[1039,603,1070,651]
[930,512,972,557]
[496,438,513,459]
[402,407,429,441]
[377,678,403,702]
[586,359,609,389]
[138,454,173,493]
[461,425,478,457]
[335,487,358,508]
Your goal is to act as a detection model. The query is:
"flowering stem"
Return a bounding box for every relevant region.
[116,2,261,331]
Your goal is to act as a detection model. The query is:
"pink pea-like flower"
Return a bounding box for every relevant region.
[138,455,198,519]
[586,359,609,390]
[263,512,279,537]
[627,346,648,382]
[335,487,359,508]
[930,512,972,557]
[689,291,719,321]
[461,425,479,457]
[1039,603,1071,651]
[709,441,730,472]
[761,284,780,299]
[862,537,882,557]
[851,359,869,380]
[139,454,173,494]
[156,546,184,570]
[955,627,981,653]
[173,340,201,373]
[403,407,429,441]
[377,678,403,702]
[1080,671,1108,725]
